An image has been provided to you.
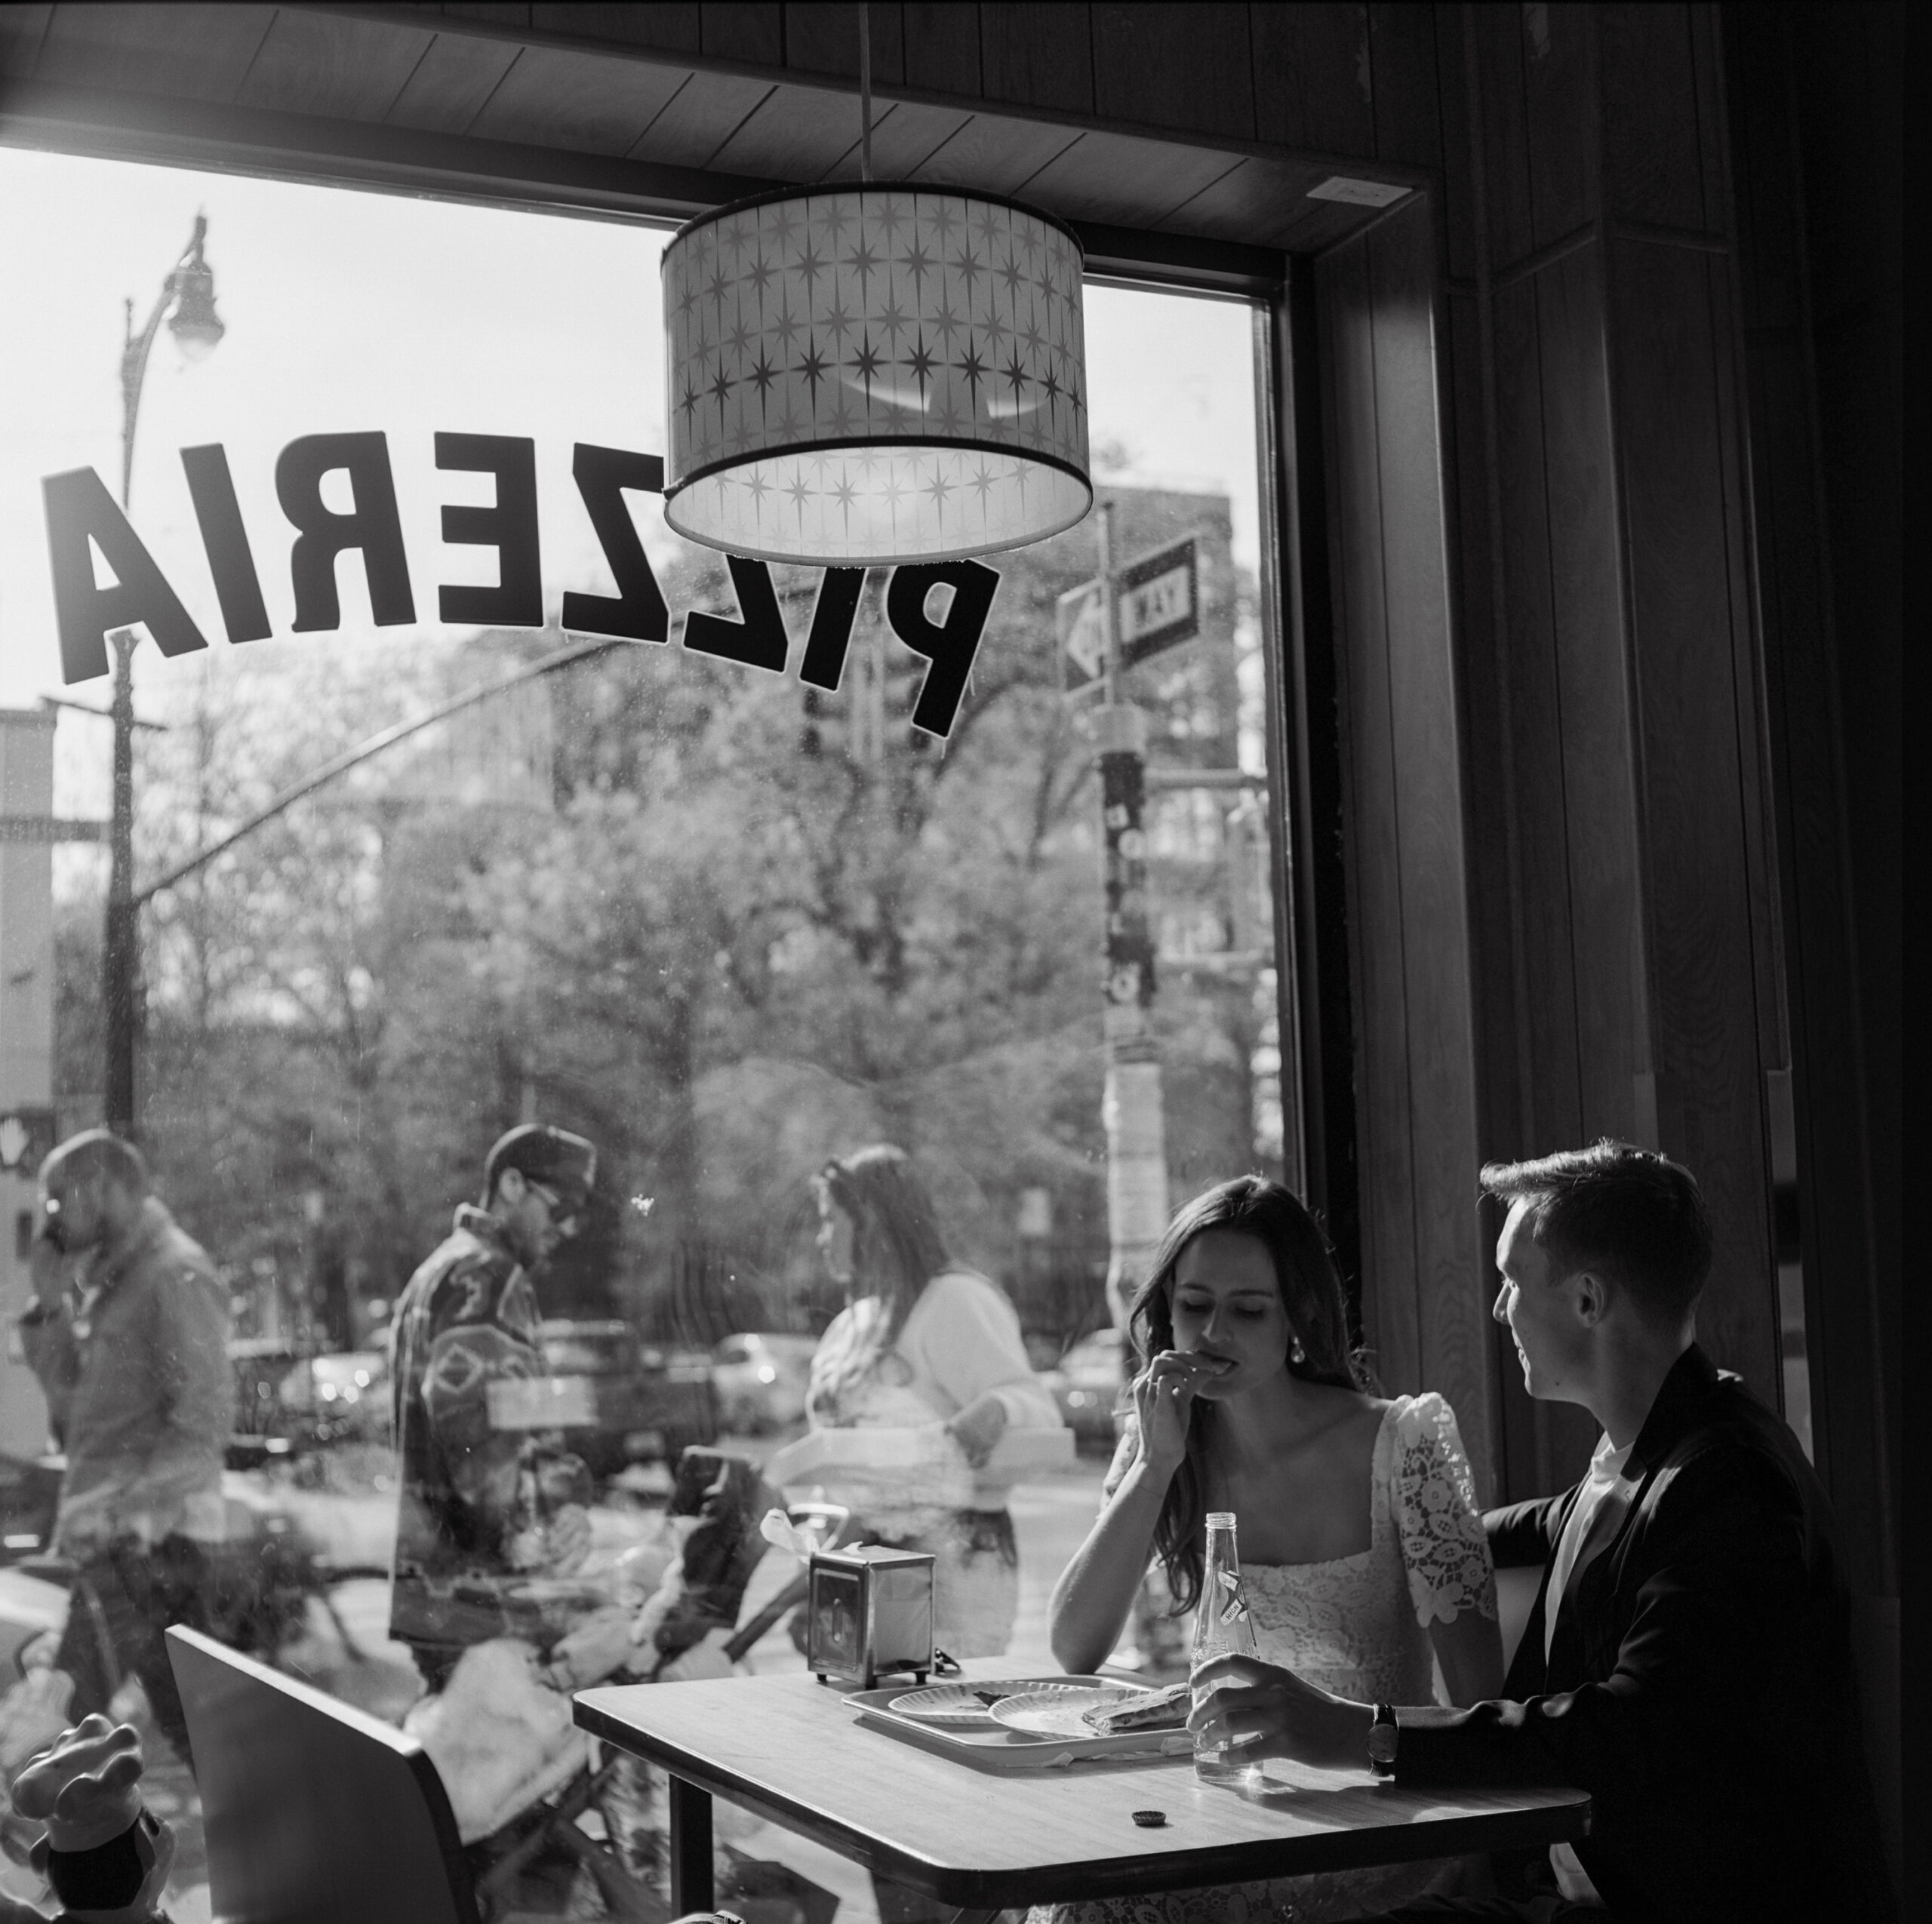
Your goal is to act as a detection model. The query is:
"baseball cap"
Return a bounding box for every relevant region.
[485,1124,598,1214]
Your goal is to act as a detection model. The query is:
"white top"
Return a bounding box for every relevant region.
[1111,1391,1497,1704]
[806,1269,1063,1512]
[1062,1394,1500,1922]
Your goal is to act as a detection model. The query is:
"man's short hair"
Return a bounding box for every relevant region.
[40,1129,149,1197]
[483,1124,597,1212]
[1479,1138,1712,1322]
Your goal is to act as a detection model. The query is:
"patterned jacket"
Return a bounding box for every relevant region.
[386,1205,584,1654]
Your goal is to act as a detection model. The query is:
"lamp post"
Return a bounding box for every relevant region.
[104,214,224,1136]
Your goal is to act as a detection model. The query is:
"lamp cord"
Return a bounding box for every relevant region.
[857,2,873,182]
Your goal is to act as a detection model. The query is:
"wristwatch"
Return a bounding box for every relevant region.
[1367,1701,1398,1775]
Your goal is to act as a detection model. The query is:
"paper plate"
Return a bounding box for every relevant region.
[986,1684,1142,1740]
[887,1680,1060,1725]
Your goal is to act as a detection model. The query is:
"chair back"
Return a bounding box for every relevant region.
[166,1625,478,1924]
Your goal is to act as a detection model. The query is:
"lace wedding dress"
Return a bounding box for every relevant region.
[1031,1394,1498,1924]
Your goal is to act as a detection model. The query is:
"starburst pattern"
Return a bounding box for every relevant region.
[664,189,1090,561]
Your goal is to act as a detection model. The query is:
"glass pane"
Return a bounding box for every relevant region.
[0,149,1291,1916]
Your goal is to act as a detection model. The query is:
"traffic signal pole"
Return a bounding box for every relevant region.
[1091,502,1169,1330]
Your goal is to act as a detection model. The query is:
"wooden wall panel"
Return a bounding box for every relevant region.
[978,3,1096,117]
[634,71,777,170]
[1599,4,1709,232]
[0,6,51,76]
[1090,2,1255,144]
[1488,274,1580,1152]
[1518,0,1594,249]
[700,3,785,69]
[386,33,522,134]
[1318,202,1497,1495]
[1365,201,1494,1492]
[534,5,703,55]
[903,3,981,97]
[237,11,435,122]
[1722,2,1899,1600]
[1537,247,1647,1159]
[1607,234,1776,1399]
[32,1,272,103]
[1465,2,1533,270]
[1429,2,1478,283]
[1249,2,1373,158]
[784,3,906,87]
[1366,2,1441,170]
[466,43,689,154]
[1319,237,1421,1408]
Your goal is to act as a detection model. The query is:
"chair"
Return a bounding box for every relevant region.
[167,1623,480,1924]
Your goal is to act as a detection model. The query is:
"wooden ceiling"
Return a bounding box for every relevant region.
[0,4,1428,275]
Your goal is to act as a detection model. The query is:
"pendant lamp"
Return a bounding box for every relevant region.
[663,186,1091,566]
[660,16,1091,566]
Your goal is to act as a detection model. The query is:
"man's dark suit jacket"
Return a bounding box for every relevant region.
[1392,1345,1893,1923]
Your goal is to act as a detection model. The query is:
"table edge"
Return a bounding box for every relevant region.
[575,1695,1591,1907]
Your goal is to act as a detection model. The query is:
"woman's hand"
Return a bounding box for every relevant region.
[1189,1654,1374,1770]
[945,1392,1009,1469]
[1131,1349,1229,1476]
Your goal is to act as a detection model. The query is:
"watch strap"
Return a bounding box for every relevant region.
[1367,1701,1398,1775]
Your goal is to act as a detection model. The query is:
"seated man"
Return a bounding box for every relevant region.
[1191,1140,1893,1923]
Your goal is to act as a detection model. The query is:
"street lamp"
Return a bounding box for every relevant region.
[105,213,224,1136]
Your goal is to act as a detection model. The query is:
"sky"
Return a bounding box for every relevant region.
[0,143,1263,822]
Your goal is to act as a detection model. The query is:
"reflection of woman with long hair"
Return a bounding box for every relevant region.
[1042,1176,1502,1922]
[805,1145,1062,1657]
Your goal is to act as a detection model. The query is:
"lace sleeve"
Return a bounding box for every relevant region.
[1392,1394,1497,1626]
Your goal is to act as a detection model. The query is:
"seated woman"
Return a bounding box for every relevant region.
[804,1145,1063,1658]
[1044,1176,1503,1924]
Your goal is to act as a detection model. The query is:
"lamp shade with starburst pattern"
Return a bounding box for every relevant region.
[662,184,1091,566]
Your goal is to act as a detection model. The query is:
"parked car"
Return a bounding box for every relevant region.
[1040,1327,1129,1449]
[711,1332,817,1433]
[226,1340,391,1455]
[536,1319,719,1477]
[0,1452,63,1565]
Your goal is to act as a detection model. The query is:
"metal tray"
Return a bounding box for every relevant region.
[847,1676,1197,1774]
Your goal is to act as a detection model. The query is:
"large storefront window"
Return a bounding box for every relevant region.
[1,149,1290,1919]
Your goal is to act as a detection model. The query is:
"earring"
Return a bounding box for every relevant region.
[1289,1333,1306,1366]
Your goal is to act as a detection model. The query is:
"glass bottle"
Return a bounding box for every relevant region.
[1191,1511,1261,1786]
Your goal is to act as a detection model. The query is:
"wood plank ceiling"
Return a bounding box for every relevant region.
[0,3,1423,261]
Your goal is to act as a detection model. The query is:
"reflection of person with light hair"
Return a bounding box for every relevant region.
[805,1145,1063,1658]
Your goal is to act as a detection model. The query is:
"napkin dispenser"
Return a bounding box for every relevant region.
[806,1544,935,1689]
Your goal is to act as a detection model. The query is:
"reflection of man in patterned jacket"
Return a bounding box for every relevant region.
[386,1125,598,1689]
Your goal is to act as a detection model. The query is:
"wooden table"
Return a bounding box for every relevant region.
[577,1663,1590,1913]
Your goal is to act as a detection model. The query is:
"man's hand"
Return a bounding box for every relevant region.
[945,1393,1010,1470]
[1189,1654,1376,1771]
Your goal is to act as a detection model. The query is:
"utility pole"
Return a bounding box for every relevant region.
[1090,502,1169,1329]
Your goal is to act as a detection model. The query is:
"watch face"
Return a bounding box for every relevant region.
[1367,1719,1398,1763]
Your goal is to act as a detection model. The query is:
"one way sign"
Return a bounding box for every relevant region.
[1058,579,1109,695]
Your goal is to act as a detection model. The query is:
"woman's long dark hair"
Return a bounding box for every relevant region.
[809,1145,952,1406]
[1126,1176,1371,1612]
